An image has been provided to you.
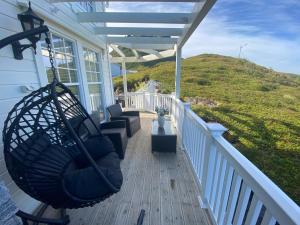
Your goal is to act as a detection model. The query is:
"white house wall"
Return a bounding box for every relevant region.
[0,0,114,213]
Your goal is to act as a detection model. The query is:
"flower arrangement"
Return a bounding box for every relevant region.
[155,106,169,116]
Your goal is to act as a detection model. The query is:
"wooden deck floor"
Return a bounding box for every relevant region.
[67,114,211,225]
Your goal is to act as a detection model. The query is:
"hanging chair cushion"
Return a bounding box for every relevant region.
[73,136,116,168]
[29,144,74,199]
[63,151,122,199]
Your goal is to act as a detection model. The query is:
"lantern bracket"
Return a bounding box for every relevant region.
[12,41,32,60]
[0,26,49,60]
[0,1,47,60]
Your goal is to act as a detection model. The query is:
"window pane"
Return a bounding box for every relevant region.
[41,33,81,103]
[42,56,51,67]
[67,56,76,69]
[52,35,64,53]
[88,84,103,120]
[85,61,90,72]
[69,70,78,83]
[67,85,80,99]
[96,62,100,72]
[90,62,96,72]
[55,53,67,68]
[64,40,74,55]
[83,48,104,120]
[46,68,54,82]
[58,68,70,83]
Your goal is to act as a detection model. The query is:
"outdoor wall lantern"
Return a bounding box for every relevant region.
[13,2,44,59]
[0,1,49,60]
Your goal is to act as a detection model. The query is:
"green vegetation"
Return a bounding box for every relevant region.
[113,54,300,205]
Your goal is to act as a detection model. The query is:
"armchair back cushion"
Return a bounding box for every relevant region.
[107,104,122,117]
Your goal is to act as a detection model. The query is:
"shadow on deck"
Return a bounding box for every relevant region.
[67,113,211,225]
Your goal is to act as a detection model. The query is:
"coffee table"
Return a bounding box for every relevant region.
[151,119,177,153]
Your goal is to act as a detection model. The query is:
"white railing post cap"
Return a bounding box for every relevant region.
[207,123,228,137]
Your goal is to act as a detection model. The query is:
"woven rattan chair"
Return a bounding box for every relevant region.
[2,34,123,224]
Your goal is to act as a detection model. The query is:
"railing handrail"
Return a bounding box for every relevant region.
[115,91,300,225]
[214,136,300,225]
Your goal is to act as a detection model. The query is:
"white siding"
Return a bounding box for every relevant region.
[0,0,41,213]
[0,0,114,213]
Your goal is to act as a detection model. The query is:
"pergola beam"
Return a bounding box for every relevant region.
[94,27,183,37]
[111,49,175,63]
[136,49,162,58]
[177,0,217,48]
[110,45,125,57]
[132,49,139,58]
[78,12,191,24]
[118,43,174,50]
[107,36,178,45]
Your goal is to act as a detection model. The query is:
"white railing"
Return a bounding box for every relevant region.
[118,92,174,114]
[116,92,300,225]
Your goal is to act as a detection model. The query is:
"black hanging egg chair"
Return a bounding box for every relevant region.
[2,35,123,222]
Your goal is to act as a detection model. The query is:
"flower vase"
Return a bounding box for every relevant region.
[158,115,165,128]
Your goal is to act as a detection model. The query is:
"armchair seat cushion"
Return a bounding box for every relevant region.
[101,128,126,136]
[102,127,128,159]
[73,136,115,168]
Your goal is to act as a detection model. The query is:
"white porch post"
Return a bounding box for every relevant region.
[175,46,182,99]
[122,60,128,108]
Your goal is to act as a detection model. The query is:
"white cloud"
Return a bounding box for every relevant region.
[183,17,300,74]
[106,1,300,74]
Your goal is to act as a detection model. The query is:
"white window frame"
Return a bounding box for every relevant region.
[35,27,109,117]
[40,31,87,108]
[76,43,107,119]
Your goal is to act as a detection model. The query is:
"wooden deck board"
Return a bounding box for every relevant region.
[68,114,210,225]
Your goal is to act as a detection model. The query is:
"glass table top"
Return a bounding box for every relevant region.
[152,119,176,136]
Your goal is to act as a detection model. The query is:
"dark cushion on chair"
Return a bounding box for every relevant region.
[29,144,74,201]
[13,130,51,161]
[74,136,115,168]
[107,104,123,117]
[101,128,126,136]
[101,128,128,159]
[63,152,123,199]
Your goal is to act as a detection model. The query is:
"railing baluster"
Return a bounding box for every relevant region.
[233,183,252,225]
[223,173,242,225]
[213,158,227,219]
[195,125,202,179]
[205,145,217,204]
[243,195,263,225]
[213,155,225,214]
[261,210,276,225]
[210,150,222,207]
[218,165,234,225]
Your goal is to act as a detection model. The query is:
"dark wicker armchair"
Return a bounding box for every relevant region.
[107,104,141,137]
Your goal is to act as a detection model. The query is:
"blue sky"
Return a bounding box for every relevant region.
[107,0,300,74]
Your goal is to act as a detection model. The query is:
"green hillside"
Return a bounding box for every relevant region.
[113,54,300,204]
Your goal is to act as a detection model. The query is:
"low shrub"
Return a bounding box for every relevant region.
[197,78,211,86]
[259,83,278,92]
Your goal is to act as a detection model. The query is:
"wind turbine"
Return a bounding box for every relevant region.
[238,43,248,58]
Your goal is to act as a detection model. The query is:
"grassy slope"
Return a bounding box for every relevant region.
[113,54,300,204]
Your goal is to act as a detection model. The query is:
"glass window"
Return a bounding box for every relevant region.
[83,48,104,121]
[41,33,81,100]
